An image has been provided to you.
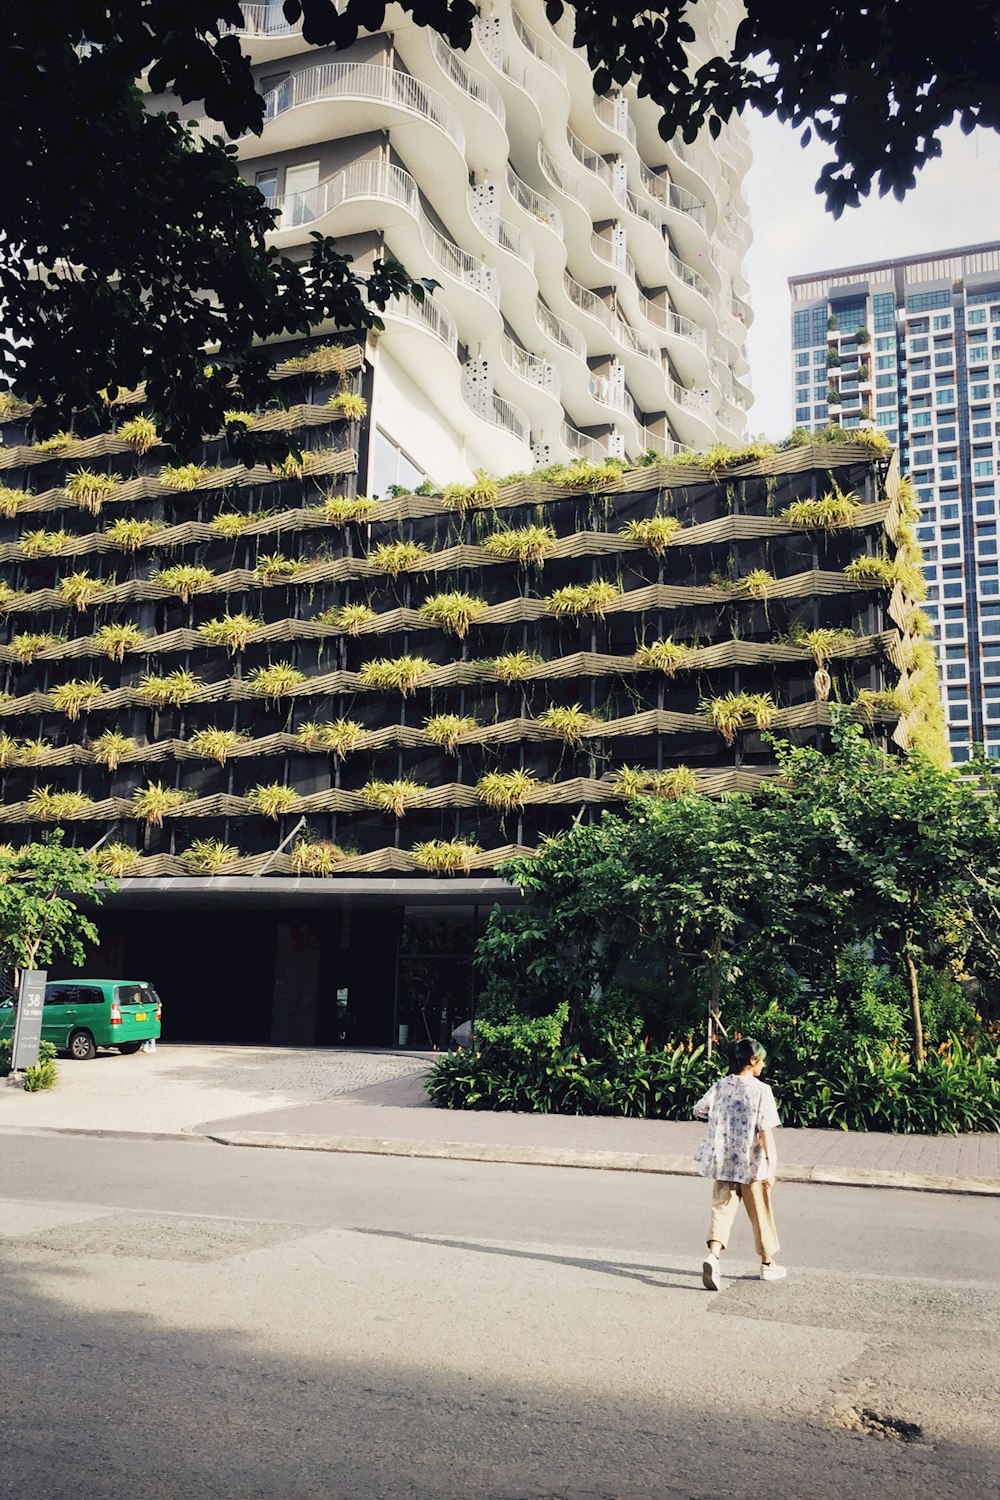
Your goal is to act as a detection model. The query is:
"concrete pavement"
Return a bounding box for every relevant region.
[2,1043,999,1195]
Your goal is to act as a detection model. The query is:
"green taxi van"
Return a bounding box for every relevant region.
[0,979,161,1060]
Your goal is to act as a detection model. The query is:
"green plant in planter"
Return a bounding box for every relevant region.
[159,463,215,491]
[296,719,364,758]
[633,638,689,674]
[549,457,625,491]
[855,327,871,345]
[483,524,555,566]
[137,669,201,707]
[95,842,140,877]
[701,690,778,745]
[424,713,478,752]
[273,451,305,480]
[546,580,621,617]
[180,838,240,874]
[18,738,51,766]
[65,469,122,513]
[411,838,480,875]
[21,529,71,557]
[255,552,306,584]
[0,486,28,519]
[198,613,261,654]
[292,837,345,875]
[247,782,301,819]
[360,778,425,817]
[93,622,146,662]
[851,687,910,724]
[326,389,368,421]
[491,651,542,682]
[153,563,215,602]
[441,470,499,513]
[116,415,158,453]
[131,782,191,826]
[187,727,250,764]
[50,677,105,720]
[0,733,20,767]
[621,515,682,554]
[318,494,379,526]
[247,662,306,700]
[9,632,61,665]
[209,511,253,538]
[26,786,95,820]
[36,430,78,452]
[613,764,700,799]
[418,591,487,638]
[0,581,21,611]
[105,517,160,551]
[223,409,257,429]
[0,394,35,419]
[743,569,775,601]
[844,554,897,587]
[358,654,433,695]
[90,730,136,771]
[475,768,539,811]
[787,625,857,666]
[782,489,861,528]
[826,348,841,367]
[537,703,598,747]
[279,341,344,374]
[368,540,429,575]
[59,571,104,610]
[321,602,376,635]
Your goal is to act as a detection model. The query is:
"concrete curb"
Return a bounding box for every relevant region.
[204,1129,1000,1196]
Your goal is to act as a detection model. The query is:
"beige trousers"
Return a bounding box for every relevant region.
[708,1179,780,1262]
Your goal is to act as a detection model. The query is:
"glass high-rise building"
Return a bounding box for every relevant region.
[790,243,1000,762]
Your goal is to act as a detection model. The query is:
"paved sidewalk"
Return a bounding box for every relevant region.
[3,1044,1000,1195]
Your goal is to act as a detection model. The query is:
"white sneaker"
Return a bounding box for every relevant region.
[761,1262,787,1281]
[702,1253,722,1291]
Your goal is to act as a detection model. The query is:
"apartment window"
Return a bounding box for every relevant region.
[254,168,278,206]
[976,460,996,477]
[875,374,895,389]
[283,161,320,225]
[795,352,810,367]
[909,336,929,352]
[792,310,811,348]
[938,425,957,443]
[876,356,896,371]
[968,308,988,326]
[370,429,429,497]
[973,420,993,437]
[795,406,810,422]
[911,412,932,428]
[941,504,960,519]
[873,293,895,332]
[934,314,953,330]
[910,374,931,391]
[946,664,966,680]
[972,383,990,400]
[935,387,955,405]
[941,543,961,559]
[813,349,826,365]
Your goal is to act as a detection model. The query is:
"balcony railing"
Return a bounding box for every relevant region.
[429,33,505,124]
[535,300,587,359]
[639,295,708,351]
[637,163,707,228]
[641,428,690,458]
[227,2,301,37]
[506,164,562,236]
[510,8,567,79]
[501,334,560,397]
[589,374,636,421]
[593,93,637,148]
[463,379,531,444]
[383,292,459,358]
[562,423,606,461]
[591,232,635,281]
[259,62,466,157]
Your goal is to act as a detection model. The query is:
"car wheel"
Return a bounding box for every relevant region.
[68,1029,97,1061]
[116,1042,142,1055]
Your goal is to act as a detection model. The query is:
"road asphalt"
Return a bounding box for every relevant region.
[2,1044,999,1196]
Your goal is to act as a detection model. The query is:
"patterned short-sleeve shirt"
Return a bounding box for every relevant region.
[692,1074,780,1184]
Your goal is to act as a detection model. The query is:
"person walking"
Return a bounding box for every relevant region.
[693,1037,786,1290]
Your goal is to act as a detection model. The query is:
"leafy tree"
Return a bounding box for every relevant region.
[0,833,110,979]
[4,1,998,442]
[768,724,992,1066]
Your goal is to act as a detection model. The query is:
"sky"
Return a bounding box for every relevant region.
[741,117,1000,440]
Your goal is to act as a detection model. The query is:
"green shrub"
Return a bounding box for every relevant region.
[0,1037,57,1087]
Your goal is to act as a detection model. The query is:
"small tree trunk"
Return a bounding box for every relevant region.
[707,932,722,1059]
[903,947,925,1069]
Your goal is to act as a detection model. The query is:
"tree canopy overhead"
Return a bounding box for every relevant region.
[3,0,998,448]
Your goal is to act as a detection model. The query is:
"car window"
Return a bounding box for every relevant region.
[76,986,105,1006]
[45,986,77,1005]
[116,985,153,1007]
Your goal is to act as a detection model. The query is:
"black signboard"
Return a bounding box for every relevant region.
[11,970,46,1071]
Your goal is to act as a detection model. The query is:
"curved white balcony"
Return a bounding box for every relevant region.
[265,159,501,351]
[223,2,307,61]
[560,423,607,462]
[505,164,562,238]
[641,428,691,459]
[589,374,636,424]
[470,13,566,168]
[390,27,509,174]
[380,291,459,358]
[511,9,567,81]
[461,375,532,464]
[534,299,587,362]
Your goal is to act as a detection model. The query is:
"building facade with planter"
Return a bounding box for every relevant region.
[0,376,927,1045]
